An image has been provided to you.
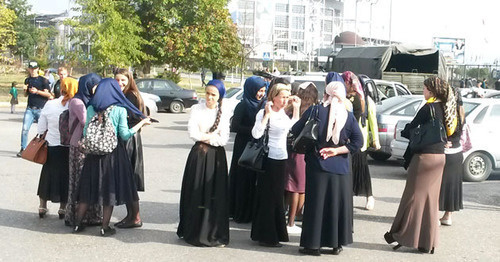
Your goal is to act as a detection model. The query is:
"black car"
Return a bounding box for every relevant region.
[136,78,198,113]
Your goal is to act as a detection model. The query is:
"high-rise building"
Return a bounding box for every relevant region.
[229,0,344,66]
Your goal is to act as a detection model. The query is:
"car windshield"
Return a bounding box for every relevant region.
[463,102,480,116]
[225,88,241,98]
[377,96,417,113]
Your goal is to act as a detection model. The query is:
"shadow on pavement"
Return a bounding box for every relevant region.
[143,143,193,150]
[154,126,188,131]
[354,213,394,224]
[137,201,179,225]
[0,118,23,123]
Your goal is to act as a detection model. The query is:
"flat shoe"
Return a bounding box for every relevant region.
[440,218,452,226]
[116,221,143,228]
[384,232,395,244]
[73,225,85,233]
[58,209,65,220]
[100,227,116,237]
[299,248,321,256]
[38,207,48,218]
[332,246,343,255]
[258,241,282,248]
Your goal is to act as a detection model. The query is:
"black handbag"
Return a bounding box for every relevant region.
[409,103,447,151]
[238,122,270,172]
[292,105,319,154]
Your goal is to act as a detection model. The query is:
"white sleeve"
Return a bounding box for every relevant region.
[188,105,204,142]
[208,111,230,147]
[37,105,49,134]
[251,110,265,139]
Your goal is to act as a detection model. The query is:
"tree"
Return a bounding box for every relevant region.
[0,2,17,56]
[67,0,148,74]
[136,0,242,73]
[6,0,37,61]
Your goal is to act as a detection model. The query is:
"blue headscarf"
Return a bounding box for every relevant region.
[325,71,345,85]
[207,79,226,98]
[74,73,102,106]
[243,76,266,118]
[88,78,145,118]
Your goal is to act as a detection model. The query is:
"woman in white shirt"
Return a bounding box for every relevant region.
[177,79,231,247]
[250,83,301,247]
[36,78,78,218]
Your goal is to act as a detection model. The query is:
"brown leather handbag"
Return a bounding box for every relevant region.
[22,132,48,164]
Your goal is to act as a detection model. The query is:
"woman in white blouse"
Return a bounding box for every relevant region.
[177,79,231,247]
[250,83,301,247]
[36,78,78,218]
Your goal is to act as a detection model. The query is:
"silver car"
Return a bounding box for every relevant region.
[369,95,425,161]
[391,98,500,182]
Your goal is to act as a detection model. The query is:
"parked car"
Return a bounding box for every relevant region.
[373,79,412,101]
[460,88,500,98]
[391,98,500,182]
[140,92,160,116]
[223,87,244,114]
[136,78,198,113]
[370,95,425,161]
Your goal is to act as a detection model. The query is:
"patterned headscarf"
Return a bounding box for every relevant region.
[323,81,348,144]
[60,78,78,106]
[342,71,365,101]
[424,77,457,136]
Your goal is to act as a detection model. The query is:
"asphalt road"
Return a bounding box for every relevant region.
[0,108,499,262]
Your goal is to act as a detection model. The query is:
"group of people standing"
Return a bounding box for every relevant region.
[177,71,464,256]
[22,61,151,236]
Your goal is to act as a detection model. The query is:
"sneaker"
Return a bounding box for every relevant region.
[16,149,23,158]
[365,196,375,210]
[287,225,302,235]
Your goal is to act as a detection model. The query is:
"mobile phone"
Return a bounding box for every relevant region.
[150,118,159,123]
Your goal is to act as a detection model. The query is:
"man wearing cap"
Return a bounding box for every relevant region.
[16,61,53,157]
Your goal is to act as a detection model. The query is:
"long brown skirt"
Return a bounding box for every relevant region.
[389,153,445,250]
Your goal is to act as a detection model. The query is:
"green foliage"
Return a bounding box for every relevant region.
[136,0,242,72]
[7,0,37,59]
[68,0,149,73]
[157,69,181,83]
[0,3,17,55]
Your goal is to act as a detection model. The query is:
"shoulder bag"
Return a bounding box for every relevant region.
[22,131,48,164]
[409,103,447,151]
[292,105,319,154]
[238,121,270,172]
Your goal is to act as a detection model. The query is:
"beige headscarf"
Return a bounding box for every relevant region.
[323,81,348,144]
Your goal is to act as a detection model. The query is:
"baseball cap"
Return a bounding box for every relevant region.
[28,61,39,69]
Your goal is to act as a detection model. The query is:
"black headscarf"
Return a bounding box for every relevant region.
[243,76,266,119]
[74,73,102,106]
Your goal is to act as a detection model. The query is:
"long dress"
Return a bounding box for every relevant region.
[439,128,463,212]
[389,102,446,250]
[228,102,258,223]
[124,92,145,191]
[177,103,230,247]
[291,105,363,249]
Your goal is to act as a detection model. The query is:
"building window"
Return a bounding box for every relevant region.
[292,5,305,14]
[275,3,289,13]
[323,20,333,33]
[291,16,304,30]
[238,1,254,9]
[323,34,332,42]
[276,41,288,51]
[274,30,289,39]
[291,42,304,52]
[238,12,254,26]
[323,8,334,17]
[275,15,289,28]
[291,31,304,40]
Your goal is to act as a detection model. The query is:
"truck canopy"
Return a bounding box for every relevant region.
[332,45,446,79]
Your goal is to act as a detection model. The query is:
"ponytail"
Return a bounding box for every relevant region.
[209,99,223,133]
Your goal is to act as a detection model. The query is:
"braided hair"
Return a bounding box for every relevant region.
[209,98,223,133]
[206,79,226,133]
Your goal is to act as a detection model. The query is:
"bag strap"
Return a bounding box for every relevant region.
[429,103,436,120]
[263,119,270,146]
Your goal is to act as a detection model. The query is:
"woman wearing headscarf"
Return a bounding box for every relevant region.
[65,73,102,226]
[325,71,345,86]
[73,78,150,236]
[36,77,78,219]
[114,68,146,228]
[292,81,363,256]
[250,83,301,247]
[177,80,231,247]
[284,82,318,234]
[385,76,451,254]
[228,76,267,223]
[342,71,376,210]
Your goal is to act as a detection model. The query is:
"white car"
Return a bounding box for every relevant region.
[373,79,412,101]
[391,98,500,182]
[140,92,160,116]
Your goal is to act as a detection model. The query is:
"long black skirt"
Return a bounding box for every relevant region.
[77,143,139,206]
[124,132,145,191]
[300,161,353,249]
[439,152,463,211]
[228,134,257,223]
[352,150,373,196]
[251,158,289,244]
[177,142,229,247]
[37,146,69,203]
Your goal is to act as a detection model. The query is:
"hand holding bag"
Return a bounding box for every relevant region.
[460,122,472,152]
[238,121,270,172]
[292,105,319,154]
[409,103,447,151]
[22,132,48,164]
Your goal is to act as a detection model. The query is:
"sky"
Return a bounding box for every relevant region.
[27,0,500,64]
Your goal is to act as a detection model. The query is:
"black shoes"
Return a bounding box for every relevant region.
[115,220,143,228]
[58,209,65,220]
[418,247,435,254]
[299,248,321,256]
[100,226,116,237]
[73,224,85,233]
[332,246,343,255]
[258,241,283,248]
[384,232,395,244]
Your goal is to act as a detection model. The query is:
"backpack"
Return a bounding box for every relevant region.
[80,106,117,155]
[59,109,70,146]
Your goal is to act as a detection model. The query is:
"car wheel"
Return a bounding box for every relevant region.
[463,152,492,182]
[169,101,184,113]
[368,151,391,161]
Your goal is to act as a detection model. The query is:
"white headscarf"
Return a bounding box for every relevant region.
[323,81,348,144]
